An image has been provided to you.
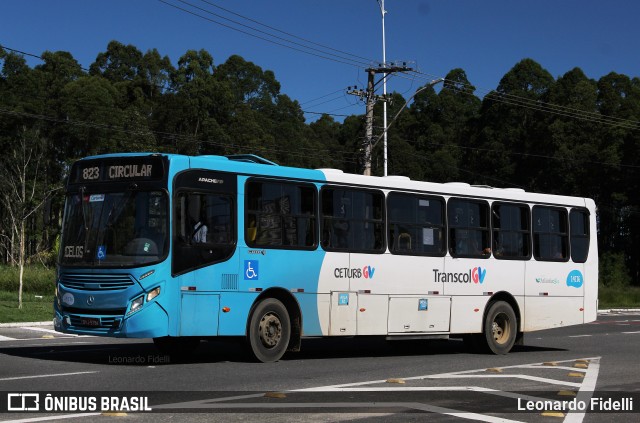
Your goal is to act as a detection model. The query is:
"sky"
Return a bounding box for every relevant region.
[2,0,639,122]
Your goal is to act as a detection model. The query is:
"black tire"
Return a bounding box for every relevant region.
[153,336,200,359]
[481,301,517,355]
[247,298,291,363]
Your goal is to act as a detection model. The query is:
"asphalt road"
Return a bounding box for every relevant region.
[0,312,638,422]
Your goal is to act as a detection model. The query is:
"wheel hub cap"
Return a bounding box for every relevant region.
[259,313,282,348]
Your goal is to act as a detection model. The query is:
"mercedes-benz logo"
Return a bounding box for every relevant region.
[87,296,95,306]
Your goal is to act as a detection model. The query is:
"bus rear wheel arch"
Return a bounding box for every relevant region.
[247,298,291,363]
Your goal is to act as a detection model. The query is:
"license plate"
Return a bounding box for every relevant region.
[80,317,100,327]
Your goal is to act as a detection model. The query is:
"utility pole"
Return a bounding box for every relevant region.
[348,64,412,176]
[363,68,377,176]
[370,78,445,150]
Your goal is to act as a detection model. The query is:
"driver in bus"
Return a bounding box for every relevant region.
[189,196,208,243]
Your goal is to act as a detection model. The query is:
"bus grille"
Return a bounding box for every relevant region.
[69,314,120,329]
[62,306,127,316]
[60,274,135,291]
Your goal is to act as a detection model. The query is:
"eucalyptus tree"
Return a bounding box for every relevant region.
[474,59,555,189]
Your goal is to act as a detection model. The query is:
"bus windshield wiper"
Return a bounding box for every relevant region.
[79,186,90,233]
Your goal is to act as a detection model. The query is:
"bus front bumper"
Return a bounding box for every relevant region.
[54,300,169,338]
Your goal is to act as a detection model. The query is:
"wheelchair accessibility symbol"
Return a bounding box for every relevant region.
[244,260,259,280]
[97,245,107,261]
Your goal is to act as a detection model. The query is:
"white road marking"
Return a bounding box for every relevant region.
[295,357,600,391]
[568,335,592,338]
[154,399,521,422]
[423,373,583,388]
[564,357,600,423]
[0,336,82,342]
[621,331,640,334]
[295,357,601,423]
[1,357,602,422]
[0,413,101,423]
[520,364,586,372]
[0,334,16,341]
[0,371,98,381]
[20,327,81,337]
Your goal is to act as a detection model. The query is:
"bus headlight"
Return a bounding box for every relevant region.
[128,295,145,315]
[147,287,161,302]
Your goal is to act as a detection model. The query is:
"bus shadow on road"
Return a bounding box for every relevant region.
[286,337,567,361]
[0,337,567,366]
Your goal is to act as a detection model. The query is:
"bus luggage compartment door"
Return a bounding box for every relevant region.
[180,292,220,336]
[329,292,357,335]
[387,296,451,333]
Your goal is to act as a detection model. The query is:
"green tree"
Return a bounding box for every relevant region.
[543,67,599,195]
[595,73,640,284]
[0,127,58,307]
[308,114,345,169]
[155,49,231,155]
[474,59,555,188]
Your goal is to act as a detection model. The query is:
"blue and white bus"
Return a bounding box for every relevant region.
[54,153,598,362]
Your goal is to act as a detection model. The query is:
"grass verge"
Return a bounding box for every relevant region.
[598,285,640,309]
[0,292,54,323]
[0,265,55,293]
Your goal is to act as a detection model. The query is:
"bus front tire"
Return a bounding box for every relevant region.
[482,301,517,355]
[248,298,291,363]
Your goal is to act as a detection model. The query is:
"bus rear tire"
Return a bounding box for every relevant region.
[482,301,517,355]
[248,298,291,363]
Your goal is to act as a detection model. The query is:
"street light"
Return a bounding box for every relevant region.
[377,0,389,176]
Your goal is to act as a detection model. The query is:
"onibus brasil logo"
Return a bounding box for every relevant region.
[432,267,487,284]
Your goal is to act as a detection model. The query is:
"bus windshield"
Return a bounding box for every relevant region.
[60,190,168,267]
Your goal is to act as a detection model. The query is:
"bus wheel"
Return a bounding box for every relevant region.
[483,301,517,355]
[248,298,291,363]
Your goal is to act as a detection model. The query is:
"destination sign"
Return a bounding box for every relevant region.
[69,156,166,184]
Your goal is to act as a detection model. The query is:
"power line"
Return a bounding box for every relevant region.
[404,69,640,131]
[4,34,638,165]
[300,93,348,109]
[299,89,348,106]
[4,104,634,194]
[195,0,374,65]
[0,106,361,166]
[301,110,353,118]
[413,139,640,170]
[158,0,371,68]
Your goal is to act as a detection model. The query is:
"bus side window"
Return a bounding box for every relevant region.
[173,191,235,275]
[387,192,445,256]
[533,206,568,261]
[570,209,590,263]
[246,179,317,250]
[492,203,530,259]
[321,187,384,253]
[448,198,490,258]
